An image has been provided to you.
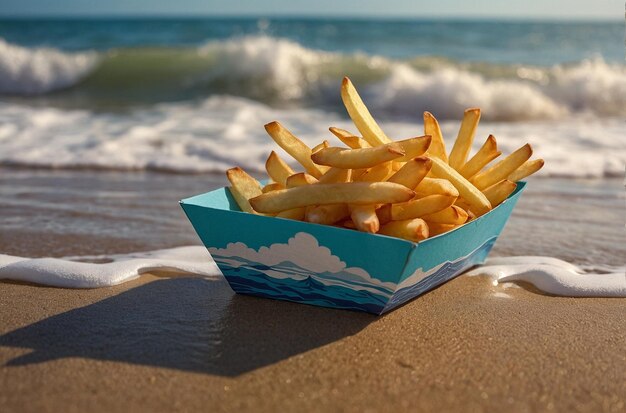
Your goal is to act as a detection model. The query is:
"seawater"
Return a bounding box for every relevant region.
[0,18,623,175]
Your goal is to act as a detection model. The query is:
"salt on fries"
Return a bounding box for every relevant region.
[227,77,543,242]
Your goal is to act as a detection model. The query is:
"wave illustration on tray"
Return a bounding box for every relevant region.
[208,232,500,313]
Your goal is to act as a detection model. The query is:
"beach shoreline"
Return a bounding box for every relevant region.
[1,168,625,411]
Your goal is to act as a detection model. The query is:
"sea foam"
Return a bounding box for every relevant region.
[0,39,98,94]
[1,36,625,119]
[0,96,623,177]
[1,247,624,298]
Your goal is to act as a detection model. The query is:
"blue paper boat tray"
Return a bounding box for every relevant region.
[181,182,525,314]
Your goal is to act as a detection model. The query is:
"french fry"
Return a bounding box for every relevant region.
[264,121,326,178]
[459,135,501,179]
[425,222,458,237]
[226,167,263,214]
[286,172,319,188]
[311,144,404,169]
[250,182,415,213]
[376,204,392,225]
[306,204,350,225]
[379,219,429,242]
[341,77,392,146]
[280,172,316,219]
[276,207,306,221]
[391,194,457,221]
[311,140,330,154]
[329,127,372,149]
[508,159,544,182]
[429,157,492,216]
[388,157,432,189]
[355,162,394,182]
[318,167,352,184]
[262,182,284,193]
[470,144,532,190]
[342,219,357,229]
[423,111,448,163]
[394,135,432,162]
[414,177,459,197]
[351,168,368,180]
[350,205,380,233]
[265,151,295,186]
[448,108,481,170]
[421,205,468,225]
[482,180,517,207]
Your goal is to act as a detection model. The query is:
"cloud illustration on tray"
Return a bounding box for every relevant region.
[208,232,396,297]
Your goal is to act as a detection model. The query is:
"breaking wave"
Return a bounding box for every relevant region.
[1,36,625,120]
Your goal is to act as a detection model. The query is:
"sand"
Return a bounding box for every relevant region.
[1,274,624,413]
[1,169,625,412]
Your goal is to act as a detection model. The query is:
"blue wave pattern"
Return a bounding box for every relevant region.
[212,255,392,313]
[211,234,498,314]
[383,237,498,313]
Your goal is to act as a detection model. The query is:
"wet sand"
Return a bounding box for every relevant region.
[1,168,625,412]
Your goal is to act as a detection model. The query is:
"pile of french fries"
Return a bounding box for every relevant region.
[226,77,543,242]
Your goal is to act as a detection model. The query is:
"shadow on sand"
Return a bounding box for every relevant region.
[0,277,373,376]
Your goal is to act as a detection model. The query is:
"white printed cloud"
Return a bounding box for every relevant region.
[209,232,396,295]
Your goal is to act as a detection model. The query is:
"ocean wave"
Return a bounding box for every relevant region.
[0,95,624,177]
[0,39,99,95]
[1,36,625,120]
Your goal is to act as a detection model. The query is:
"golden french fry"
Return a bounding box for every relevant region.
[226,167,263,214]
[470,144,533,190]
[448,108,481,170]
[341,77,392,146]
[262,182,285,193]
[342,219,357,229]
[250,182,415,213]
[414,177,459,197]
[482,180,517,207]
[425,222,458,237]
[423,111,448,163]
[508,159,544,182]
[391,194,457,221]
[318,167,352,184]
[350,205,380,233]
[265,151,295,186]
[376,204,392,225]
[306,204,350,225]
[329,127,372,149]
[311,144,404,169]
[311,140,330,154]
[286,172,319,188]
[459,135,501,179]
[388,157,432,189]
[379,219,429,242]
[421,205,468,225]
[351,168,368,180]
[429,157,492,216]
[276,207,306,221]
[264,121,325,178]
[355,162,394,182]
[454,197,472,211]
[395,135,432,162]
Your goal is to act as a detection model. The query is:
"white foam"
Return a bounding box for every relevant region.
[2,247,623,299]
[465,256,626,297]
[2,95,623,177]
[0,246,220,288]
[0,38,98,94]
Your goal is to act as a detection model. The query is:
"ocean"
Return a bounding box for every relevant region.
[0,17,624,176]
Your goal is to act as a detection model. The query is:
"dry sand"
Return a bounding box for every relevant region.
[1,274,624,413]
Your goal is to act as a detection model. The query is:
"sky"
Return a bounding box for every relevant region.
[0,0,622,20]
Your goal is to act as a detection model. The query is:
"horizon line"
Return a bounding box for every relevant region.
[0,13,621,23]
